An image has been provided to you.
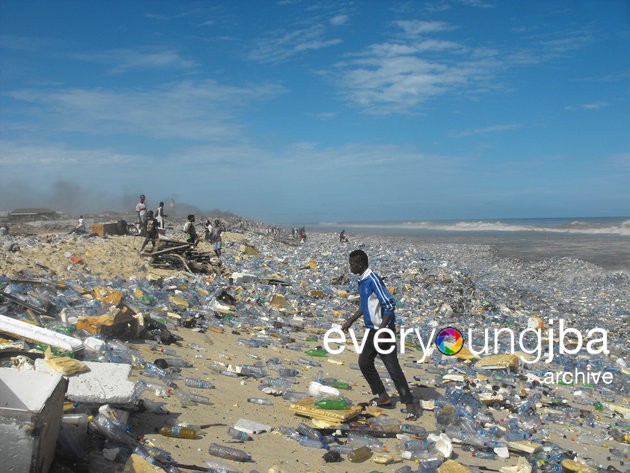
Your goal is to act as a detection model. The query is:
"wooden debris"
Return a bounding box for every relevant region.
[143,238,223,274]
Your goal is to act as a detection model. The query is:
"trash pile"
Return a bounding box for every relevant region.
[0,228,628,473]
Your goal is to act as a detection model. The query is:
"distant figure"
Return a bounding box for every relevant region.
[209,219,226,257]
[339,229,348,243]
[0,224,8,236]
[136,194,147,236]
[203,219,213,241]
[298,227,306,243]
[140,210,159,252]
[70,216,86,234]
[155,201,167,230]
[183,214,198,245]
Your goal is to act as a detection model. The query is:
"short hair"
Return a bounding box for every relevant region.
[159,201,164,206]
[187,214,195,221]
[349,249,368,266]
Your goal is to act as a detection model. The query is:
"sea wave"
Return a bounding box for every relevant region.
[342,219,630,236]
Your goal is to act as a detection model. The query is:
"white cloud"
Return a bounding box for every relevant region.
[336,21,501,113]
[452,123,522,137]
[336,18,596,114]
[248,24,342,64]
[565,101,609,111]
[70,48,198,73]
[0,140,142,167]
[394,20,456,37]
[330,15,348,26]
[6,80,286,140]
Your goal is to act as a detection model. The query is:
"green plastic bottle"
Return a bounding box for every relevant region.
[305,348,328,357]
[331,381,352,390]
[314,398,348,410]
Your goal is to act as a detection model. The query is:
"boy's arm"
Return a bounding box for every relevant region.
[342,307,363,332]
[379,313,393,330]
[372,276,395,328]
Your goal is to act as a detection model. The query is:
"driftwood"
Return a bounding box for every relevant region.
[142,238,220,274]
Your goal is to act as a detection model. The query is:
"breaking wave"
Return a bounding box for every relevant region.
[340,219,630,236]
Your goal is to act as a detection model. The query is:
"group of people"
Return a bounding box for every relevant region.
[137,194,226,258]
[181,215,226,257]
[291,227,307,243]
[137,195,168,253]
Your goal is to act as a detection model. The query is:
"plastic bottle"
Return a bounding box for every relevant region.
[308,381,340,397]
[158,425,197,439]
[348,445,372,463]
[305,348,328,357]
[161,357,193,368]
[91,414,138,447]
[282,391,310,402]
[299,436,329,449]
[277,368,300,377]
[207,443,251,462]
[206,459,241,473]
[400,423,428,438]
[141,399,169,414]
[219,370,240,378]
[314,398,348,410]
[369,415,400,432]
[185,378,215,389]
[247,397,273,405]
[331,381,352,390]
[176,390,211,406]
[227,427,252,441]
[296,422,322,441]
[401,438,434,452]
[298,357,321,367]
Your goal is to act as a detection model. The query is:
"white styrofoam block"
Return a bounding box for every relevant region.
[35,360,136,404]
[0,368,67,473]
[0,313,84,353]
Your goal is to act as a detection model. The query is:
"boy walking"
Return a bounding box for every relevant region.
[342,249,419,420]
[140,210,159,253]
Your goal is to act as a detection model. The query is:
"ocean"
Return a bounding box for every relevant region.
[309,217,630,273]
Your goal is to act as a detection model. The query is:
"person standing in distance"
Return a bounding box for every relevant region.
[341,249,420,420]
[136,194,148,236]
[155,201,167,230]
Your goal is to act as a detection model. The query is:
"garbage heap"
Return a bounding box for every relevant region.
[0,228,628,473]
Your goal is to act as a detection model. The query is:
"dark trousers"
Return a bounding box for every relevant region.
[358,329,413,404]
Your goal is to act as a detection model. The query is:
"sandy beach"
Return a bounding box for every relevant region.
[1,224,628,473]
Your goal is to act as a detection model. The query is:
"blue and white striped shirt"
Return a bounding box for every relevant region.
[358,268,396,330]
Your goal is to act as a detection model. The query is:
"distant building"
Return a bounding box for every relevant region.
[9,208,61,222]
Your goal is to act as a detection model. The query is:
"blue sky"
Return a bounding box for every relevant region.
[1,1,629,223]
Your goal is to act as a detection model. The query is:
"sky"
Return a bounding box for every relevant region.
[1,1,629,223]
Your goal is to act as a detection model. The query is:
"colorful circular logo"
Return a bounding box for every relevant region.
[435,327,464,355]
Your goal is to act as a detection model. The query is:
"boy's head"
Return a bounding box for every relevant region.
[140,194,145,202]
[349,249,369,275]
[147,210,154,217]
[187,214,195,222]
[159,201,164,207]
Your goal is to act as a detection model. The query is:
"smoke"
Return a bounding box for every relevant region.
[0,178,234,219]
